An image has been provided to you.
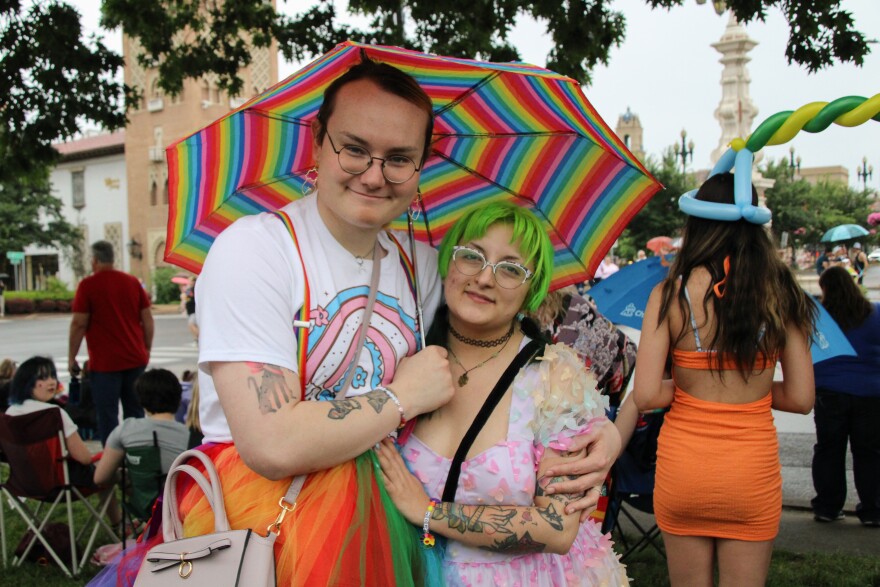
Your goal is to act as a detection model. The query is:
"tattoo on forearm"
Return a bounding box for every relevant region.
[366,390,389,415]
[536,503,564,530]
[481,531,546,554]
[327,398,362,420]
[432,503,553,554]
[248,363,294,414]
[536,474,584,502]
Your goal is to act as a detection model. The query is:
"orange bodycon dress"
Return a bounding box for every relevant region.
[653,349,781,541]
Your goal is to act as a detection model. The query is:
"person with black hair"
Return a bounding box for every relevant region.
[811,266,880,527]
[93,368,189,486]
[6,356,120,522]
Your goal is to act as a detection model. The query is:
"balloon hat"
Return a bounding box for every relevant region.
[679,92,880,225]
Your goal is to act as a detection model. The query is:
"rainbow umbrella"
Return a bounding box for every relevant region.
[165,41,661,289]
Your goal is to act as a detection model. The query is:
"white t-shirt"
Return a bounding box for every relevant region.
[196,194,442,442]
[6,399,79,438]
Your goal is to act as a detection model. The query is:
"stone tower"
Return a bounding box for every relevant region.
[123,24,278,283]
[616,107,645,163]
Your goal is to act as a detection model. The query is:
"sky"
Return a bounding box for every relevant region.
[74,0,879,189]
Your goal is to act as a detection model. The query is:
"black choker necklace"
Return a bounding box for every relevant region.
[449,322,515,348]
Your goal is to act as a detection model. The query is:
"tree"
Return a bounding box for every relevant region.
[0,167,82,254]
[0,1,130,181]
[762,158,875,251]
[100,0,871,96]
[615,149,696,261]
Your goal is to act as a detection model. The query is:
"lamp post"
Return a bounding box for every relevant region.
[856,156,873,189]
[788,146,801,178]
[675,129,694,175]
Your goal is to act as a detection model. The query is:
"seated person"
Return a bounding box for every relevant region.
[93,368,190,486]
[6,356,120,523]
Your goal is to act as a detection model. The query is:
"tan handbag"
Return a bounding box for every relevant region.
[133,449,304,586]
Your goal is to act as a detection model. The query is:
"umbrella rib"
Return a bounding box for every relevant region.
[432,72,502,118]
[432,130,581,139]
[432,152,586,276]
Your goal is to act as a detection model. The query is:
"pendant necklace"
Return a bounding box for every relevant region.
[448,332,513,387]
[353,243,377,271]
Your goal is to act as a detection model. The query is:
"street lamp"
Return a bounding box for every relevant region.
[788,146,801,178]
[856,156,873,188]
[675,129,694,174]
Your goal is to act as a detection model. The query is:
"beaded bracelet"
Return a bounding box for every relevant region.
[375,386,406,430]
[422,499,439,548]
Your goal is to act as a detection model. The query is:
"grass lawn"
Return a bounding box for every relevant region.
[2,475,879,587]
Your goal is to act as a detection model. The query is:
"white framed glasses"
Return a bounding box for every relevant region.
[451,246,533,289]
[326,133,420,184]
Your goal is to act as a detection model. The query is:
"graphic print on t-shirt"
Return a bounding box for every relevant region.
[304,286,419,401]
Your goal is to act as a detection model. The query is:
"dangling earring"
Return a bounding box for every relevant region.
[408,189,423,221]
[301,166,318,196]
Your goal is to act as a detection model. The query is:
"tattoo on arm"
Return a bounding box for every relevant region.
[247,363,295,414]
[432,503,549,554]
[327,398,362,420]
[536,474,585,502]
[366,390,389,415]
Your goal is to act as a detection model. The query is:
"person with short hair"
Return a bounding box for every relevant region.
[93,368,189,486]
[6,356,120,522]
[851,242,869,285]
[68,240,153,445]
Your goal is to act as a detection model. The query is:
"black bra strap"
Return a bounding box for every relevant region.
[441,338,545,502]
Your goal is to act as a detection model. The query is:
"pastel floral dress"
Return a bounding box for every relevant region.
[402,343,629,586]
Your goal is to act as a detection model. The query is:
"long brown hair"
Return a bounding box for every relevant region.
[819,266,872,330]
[659,172,816,378]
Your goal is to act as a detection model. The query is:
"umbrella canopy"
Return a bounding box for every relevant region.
[589,258,855,363]
[165,41,661,289]
[646,236,673,254]
[821,224,869,243]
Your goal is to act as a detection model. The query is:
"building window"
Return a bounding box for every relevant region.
[150,181,158,206]
[72,170,85,209]
[163,179,169,205]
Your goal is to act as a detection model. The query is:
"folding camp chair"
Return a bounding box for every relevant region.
[119,430,163,544]
[0,410,119,577]
[603,406,667,561]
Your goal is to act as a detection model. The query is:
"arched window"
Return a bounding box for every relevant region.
[150,181,157,206]
[163,179,169,205]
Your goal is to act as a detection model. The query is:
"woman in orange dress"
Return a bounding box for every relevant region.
[633,171,816,586]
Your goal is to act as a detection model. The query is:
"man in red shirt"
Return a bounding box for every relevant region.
[68,241,154,444]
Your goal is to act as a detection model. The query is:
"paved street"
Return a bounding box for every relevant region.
[0,308,198,382]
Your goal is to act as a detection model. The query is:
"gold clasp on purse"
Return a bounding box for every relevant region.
[267,497,296,536]
[178,553,193,579]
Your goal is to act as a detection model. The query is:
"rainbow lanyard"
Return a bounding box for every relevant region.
[272,210,310,399]
[385,231,420,350]
[271,212,421,398]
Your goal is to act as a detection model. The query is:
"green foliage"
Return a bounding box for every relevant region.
[0,0,129,182]
[762,159,876,250]
[100,0,870,96]
[0,167,82,253]
[5,289,74,301]
[615,149,696,261]
[45,276,72,295]
[153,266,182,304]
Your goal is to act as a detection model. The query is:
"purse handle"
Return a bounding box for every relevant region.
[162,449,230,542]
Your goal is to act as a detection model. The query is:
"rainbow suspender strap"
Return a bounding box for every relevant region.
[272,210,310,399]
[385,232,421,350]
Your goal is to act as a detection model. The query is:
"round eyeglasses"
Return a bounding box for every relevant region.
[326,133,421,184]
[451,246,533,289]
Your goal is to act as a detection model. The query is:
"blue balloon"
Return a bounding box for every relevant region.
[677,147,771,225]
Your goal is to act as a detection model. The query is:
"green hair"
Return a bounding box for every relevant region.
[437,202,553,312]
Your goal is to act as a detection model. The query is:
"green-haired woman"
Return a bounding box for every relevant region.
[376,202,628,586]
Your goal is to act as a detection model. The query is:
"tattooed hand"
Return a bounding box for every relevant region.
[246,362,296,414]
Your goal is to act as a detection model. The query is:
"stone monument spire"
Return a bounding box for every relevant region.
[710,12,759,165]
